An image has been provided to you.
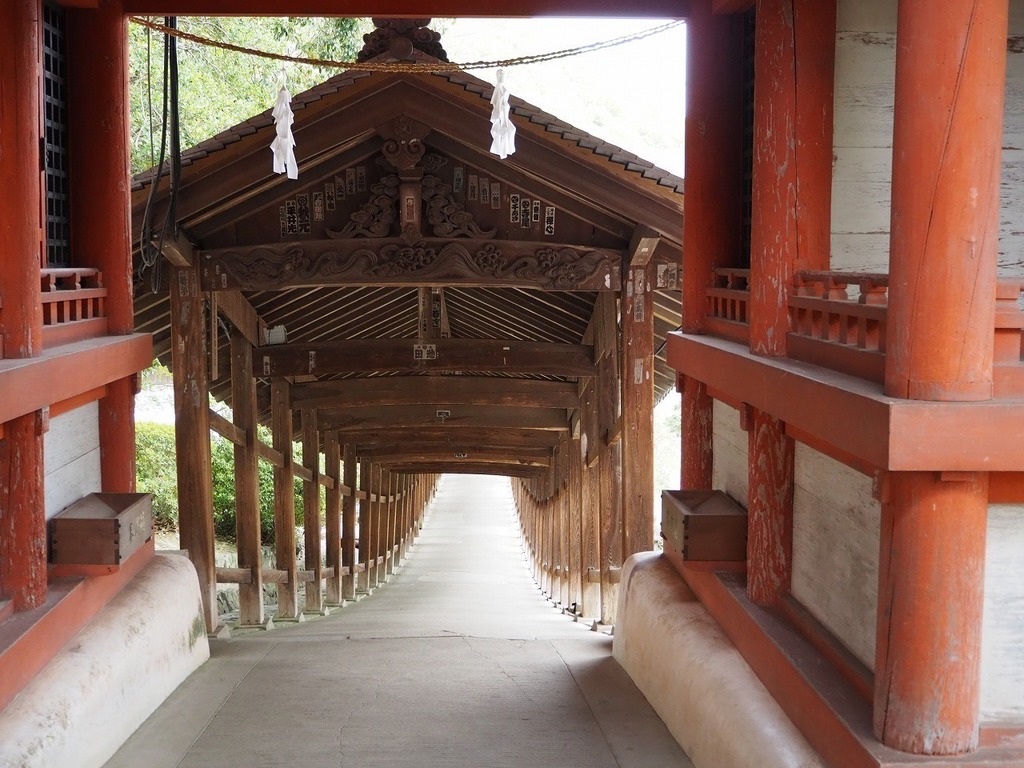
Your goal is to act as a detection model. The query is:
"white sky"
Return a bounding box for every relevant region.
[440,18,687,177]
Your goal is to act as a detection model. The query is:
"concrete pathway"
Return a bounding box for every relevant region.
[105,474,693,768]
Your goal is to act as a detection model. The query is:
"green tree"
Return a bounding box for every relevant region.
[135,422,179,530]
[129,17,370,173]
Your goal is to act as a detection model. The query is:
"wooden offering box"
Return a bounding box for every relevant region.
[49,493,153,566]
[662,489,748,562]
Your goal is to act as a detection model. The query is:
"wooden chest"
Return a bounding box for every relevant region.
[49,492,153,566]
[661,489,748,562]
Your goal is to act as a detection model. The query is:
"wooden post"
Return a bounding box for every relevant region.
[596,293,622,625]
[875,472,988,755]
[749,0,836,355]
[67,0,136,492]
[885,0,1004,403]
[682,0,744,337]
[579,381,602,620]
[372,464,384,588]
[341,444,357,601]
[231,328,264,627]
[271,378,299,619]
[0,412,46,611]
[558,446,570,607]
[386,471,397,577]
[0,0,45,612]
[745,408,794,605]
[324,431,342,605]
[170,266,217,631]
[681,376,713,490]
[301,409,323,613]
[873,0,1006,755]
[744,0,835,608]
[622,263,655,556]
[567,438,583,614]
[357,458,372,593]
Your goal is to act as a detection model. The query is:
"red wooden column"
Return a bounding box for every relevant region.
[680,0,745,492]
[0,0,45,612]
[746,0,836,607]
[622,264,655,556]
[874,0,1006,755]
[230,328,264,627]
[341,444,357,601]
[324,430,342,605]
[170,266,217,631]
[66,0,136,493]
[301,409,323,614]
[271,378,300,620]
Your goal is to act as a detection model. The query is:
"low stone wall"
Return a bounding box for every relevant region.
[0,554,209,768]
[612,552,824,768]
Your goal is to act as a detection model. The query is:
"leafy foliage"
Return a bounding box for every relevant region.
[128,17,371,173]
[135,422,180,531]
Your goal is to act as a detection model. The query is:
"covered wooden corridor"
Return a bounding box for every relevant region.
[104,474,692,768]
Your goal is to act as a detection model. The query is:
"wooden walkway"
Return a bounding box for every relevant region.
[104,474,692,768]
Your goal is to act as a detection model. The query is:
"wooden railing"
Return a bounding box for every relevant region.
[705,268,751,344]
[698,268,1024,397]
[786,271,889,383]
[40,267,108,347]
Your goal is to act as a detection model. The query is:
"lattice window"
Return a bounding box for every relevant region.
[43,1,71,268]
[740,6,756,268]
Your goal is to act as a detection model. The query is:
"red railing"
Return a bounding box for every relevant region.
[40,267,108,347]
[705,268,751,344]
[699,268,1024,398]
[787,271,889,383]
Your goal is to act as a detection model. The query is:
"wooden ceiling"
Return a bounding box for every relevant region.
[132,24,684,479]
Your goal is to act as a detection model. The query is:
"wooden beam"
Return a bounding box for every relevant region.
[259,338,595,378]
[200,239,622,292]
[215,290,263,349]
[376,451,550,468]
[319,404,569,432]
[123,1,691,21]
[350,427,564,450]
[628,227,661,267]
[385,462,546,478]
[359,444,552,461]
[291,376,580,410]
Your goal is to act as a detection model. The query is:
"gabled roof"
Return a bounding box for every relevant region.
[132,25,683,473]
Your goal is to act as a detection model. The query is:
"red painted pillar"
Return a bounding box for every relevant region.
[746,0,835,607]
[0,0,46,612]
[67,0,137,493]
[679,0,744,493]
[874,0,1006,755]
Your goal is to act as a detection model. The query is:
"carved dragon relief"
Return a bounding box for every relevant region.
[422,174,496,239]
[201,240,620,292]
[325,174,399,239]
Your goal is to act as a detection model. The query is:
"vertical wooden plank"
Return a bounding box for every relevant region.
[67,0,136,491]
[371,464,384,588]
[681,376,713,489]
[597,293,622,625]
[386,471,397,576]
[885,0,1004,402]
[567,438,583,614]
[171,266,217,631]
[875,471,988,755]
[301,409,323,613]
[558,444,570,607]
[746,408,794,605]
[579,380,602,620]
[271,378,299,619]
[682,0,744,335]
[231,328,264,627]
[357,458,372,593]
[0,0,43,360]
[622,263,655,556]
[341,444,357,601]
[0,412,46,611]
[324,430,342,605]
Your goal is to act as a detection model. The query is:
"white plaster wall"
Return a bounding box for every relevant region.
[981,504,1024,721]
[791,443,880,669]
[711,400,748,508]
[44,402,102,520]
[831,0,1024,275]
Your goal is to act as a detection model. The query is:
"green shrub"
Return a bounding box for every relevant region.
[135,422,179,531]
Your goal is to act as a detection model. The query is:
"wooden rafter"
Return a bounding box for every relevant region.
[290,376,580,410]
[257,338,595,377]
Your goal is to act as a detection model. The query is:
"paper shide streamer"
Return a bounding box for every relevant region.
[489,69,516,160]
[270,73,298,180]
